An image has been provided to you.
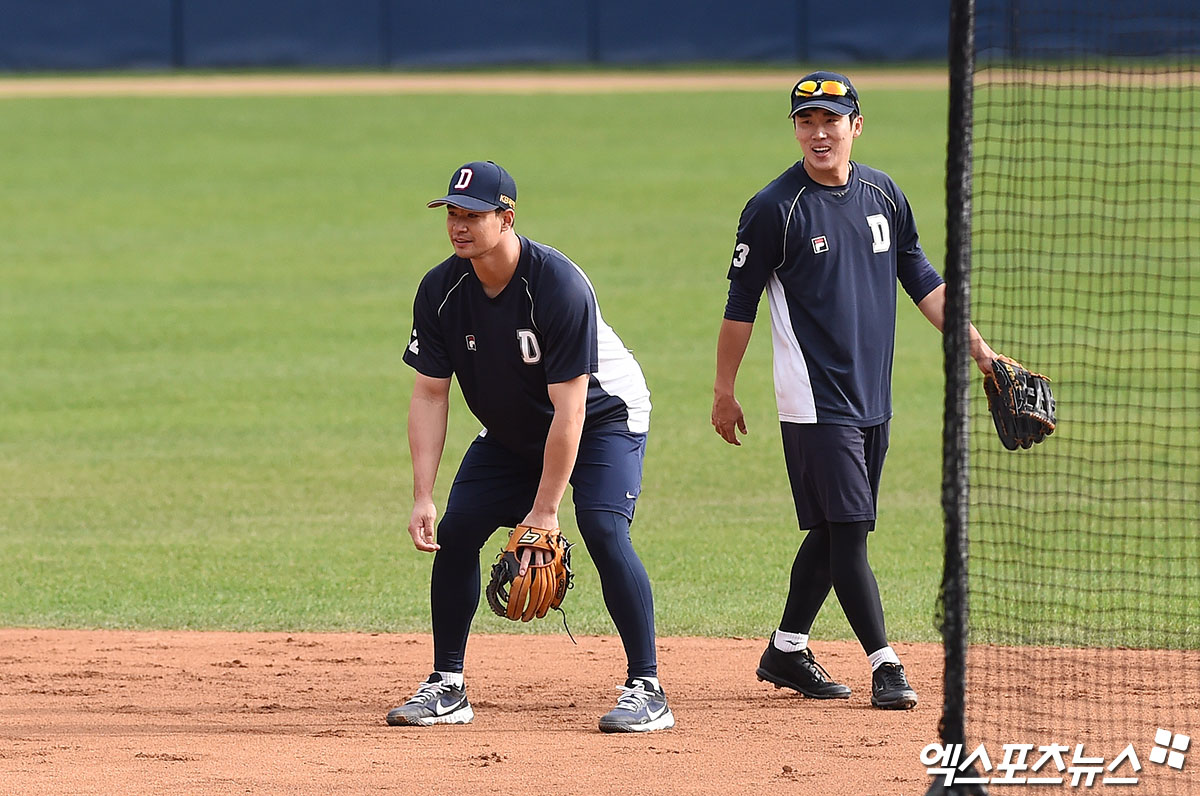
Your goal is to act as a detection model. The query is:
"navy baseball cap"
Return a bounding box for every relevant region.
[789,71,860,117]
[427,161,517,212]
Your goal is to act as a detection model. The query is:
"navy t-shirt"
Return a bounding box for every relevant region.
[724,160,944,426]
[404,236,651,460]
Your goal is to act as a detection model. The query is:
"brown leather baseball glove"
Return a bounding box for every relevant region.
[485,525,574,622]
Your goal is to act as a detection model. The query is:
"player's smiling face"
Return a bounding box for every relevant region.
[793,108,863,186]
[445,205,509,259]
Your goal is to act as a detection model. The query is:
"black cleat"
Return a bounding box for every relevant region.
[871,662,918,710]
[756,635,851,699]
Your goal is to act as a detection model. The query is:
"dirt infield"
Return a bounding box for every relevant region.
[1,630,944,795]
[0,70,946,98]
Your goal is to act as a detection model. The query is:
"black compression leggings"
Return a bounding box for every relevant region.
[778,521,888,654]
[429,509,657,679]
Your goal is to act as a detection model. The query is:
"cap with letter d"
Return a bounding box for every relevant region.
[427,161,517,212]
[789,70,860,117]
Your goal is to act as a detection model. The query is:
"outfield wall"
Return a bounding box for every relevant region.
[3,0,1193,72]
[0,0,950,70]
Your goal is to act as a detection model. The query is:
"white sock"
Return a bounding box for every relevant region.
[436,670,464,688]
[635,676,661,691]
[773,630,809,653]
[868,646,900,671]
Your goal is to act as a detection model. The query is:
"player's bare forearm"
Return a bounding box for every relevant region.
[713,318,754,445]
[526,374,588,527]
[407,374,451,551]
[408,375,450,501]
[916,284,998,375]
[714,318,753,394]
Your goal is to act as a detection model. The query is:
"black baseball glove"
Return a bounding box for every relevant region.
[983,358,1057,450]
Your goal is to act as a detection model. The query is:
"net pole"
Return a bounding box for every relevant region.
[927,0,983,792]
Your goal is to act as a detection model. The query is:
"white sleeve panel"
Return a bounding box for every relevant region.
[563,253,652,434]
[766,273,817,423]
[594,320,652,433]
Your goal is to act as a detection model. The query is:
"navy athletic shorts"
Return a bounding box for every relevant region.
[779,421,890,530]
[444,427,647,522]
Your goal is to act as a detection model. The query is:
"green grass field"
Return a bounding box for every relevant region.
[0,81,955,640]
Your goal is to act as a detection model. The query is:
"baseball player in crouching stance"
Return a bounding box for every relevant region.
[390,161,673,733]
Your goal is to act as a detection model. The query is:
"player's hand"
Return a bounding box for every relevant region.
[516,509,558,575]
[711,392,748,446]
[517,546,550,577]
[976,351,1017,377]
[972,339,1005,376]
[408,500,440,552]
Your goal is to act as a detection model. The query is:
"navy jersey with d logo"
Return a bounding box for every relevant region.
[724,161,944,426]
[404,236,651,461]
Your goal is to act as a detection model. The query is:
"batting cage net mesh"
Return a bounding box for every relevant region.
[939,0,1200,793]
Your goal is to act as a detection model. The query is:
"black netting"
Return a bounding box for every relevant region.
[940,2,1199,794]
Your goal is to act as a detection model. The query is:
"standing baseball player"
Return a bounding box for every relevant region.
[711,72,1003,708]
[389,161,673,733]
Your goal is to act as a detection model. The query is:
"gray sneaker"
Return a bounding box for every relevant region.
[598,678,675,733]
[386,673,474,726]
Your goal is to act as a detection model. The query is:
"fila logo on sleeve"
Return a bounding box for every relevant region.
[812,236,829,254]
[408,329,420,355]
